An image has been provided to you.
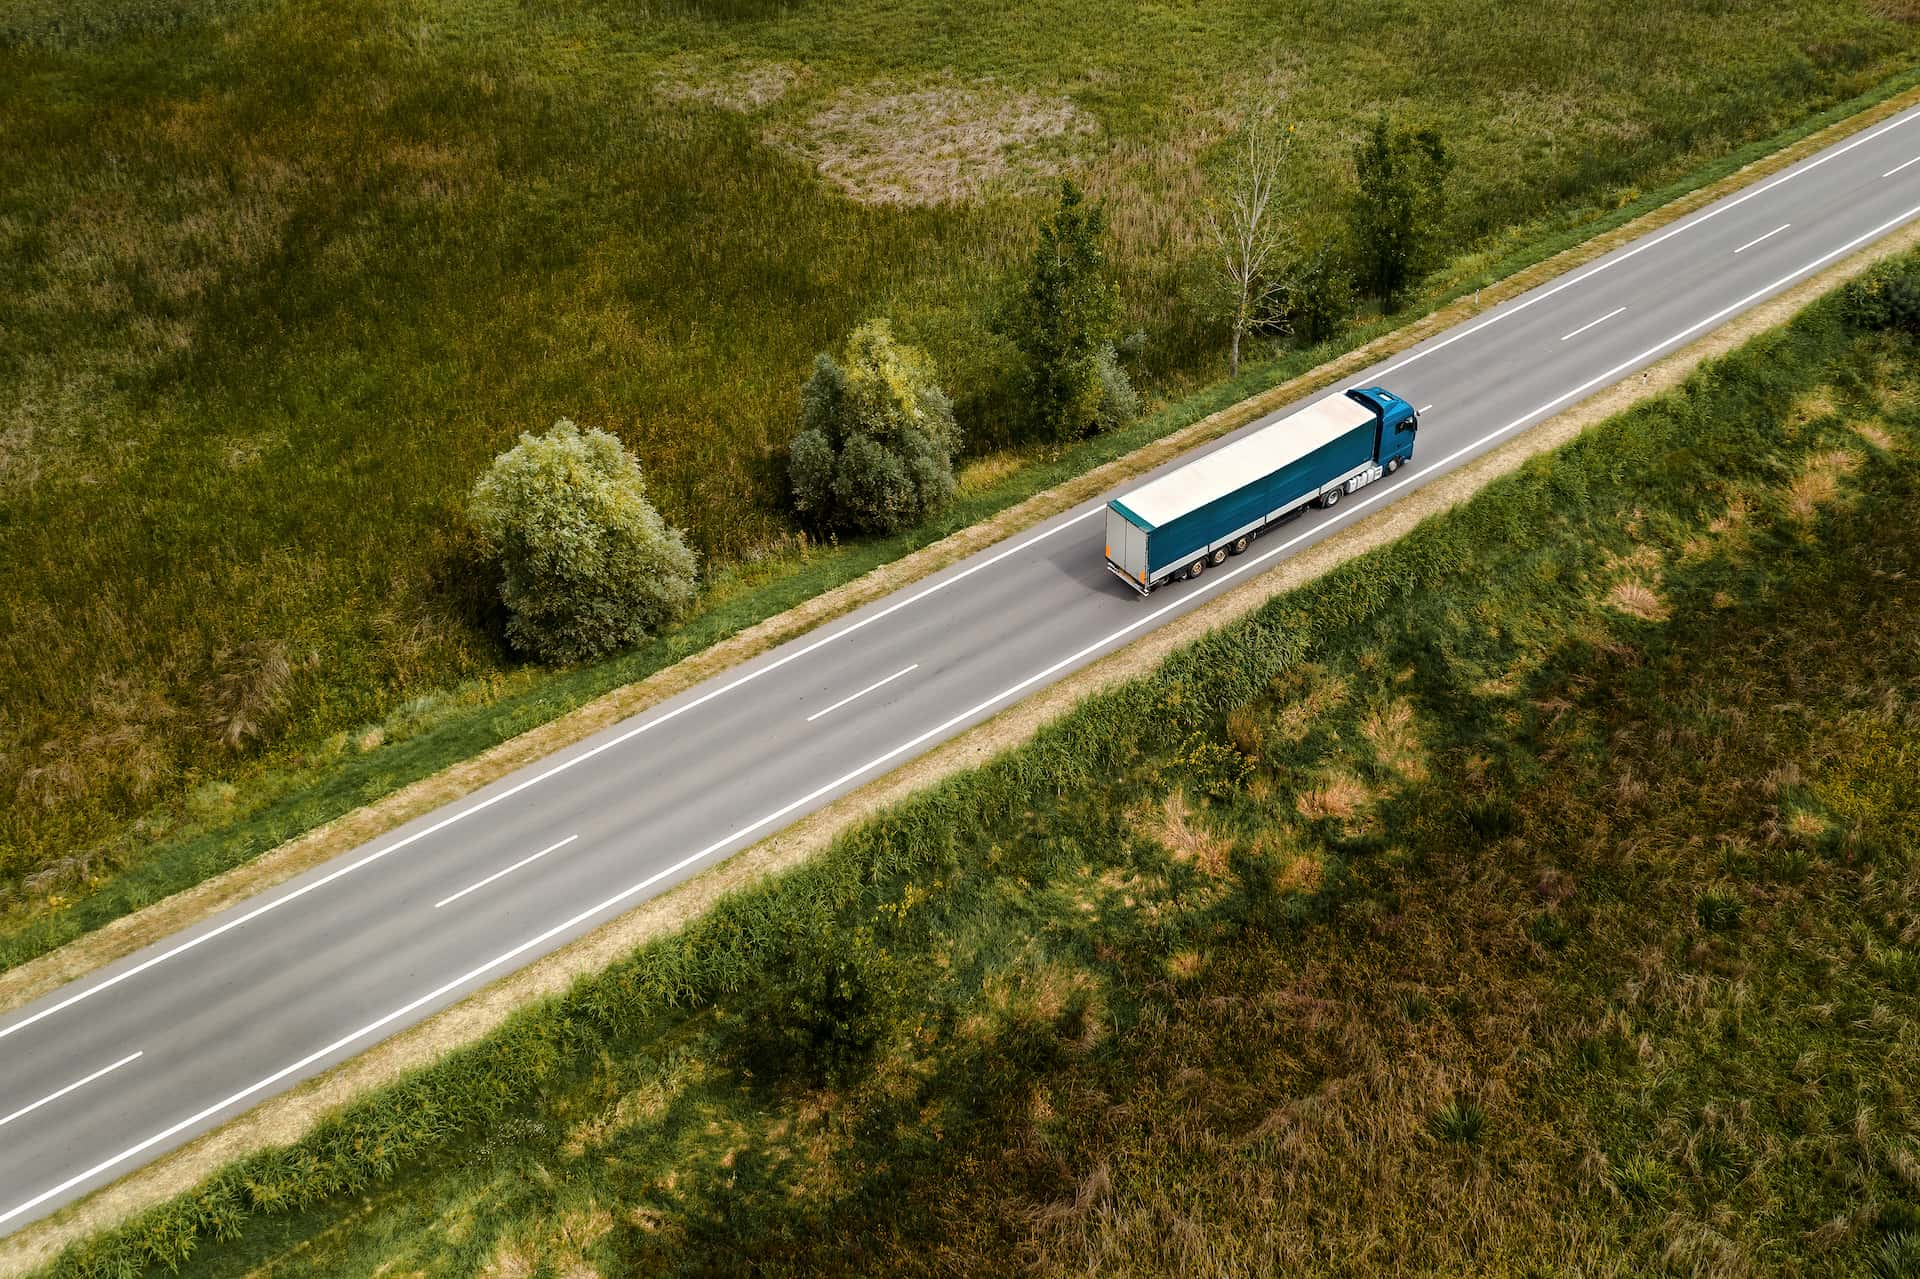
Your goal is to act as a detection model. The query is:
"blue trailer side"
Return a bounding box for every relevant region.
[1104,386,1418,594]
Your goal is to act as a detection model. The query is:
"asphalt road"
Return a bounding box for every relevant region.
[7,104,1920,1236]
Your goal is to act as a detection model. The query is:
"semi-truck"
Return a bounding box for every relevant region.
[1104,385,1418,595]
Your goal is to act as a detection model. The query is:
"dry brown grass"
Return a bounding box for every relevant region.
[1786,448,1862,520]
[1785,387,1840,433]
[1295,770,1372,822]
[977,959,1107,1053]
[1271,665,1350,743]
[770,79,1096,206]
[478,1241,537,1279]
[1606,579,1671,622]
[654,58,801,114]
[1853,421,1897,450]
[1253,830,1326,896]
[1149,790,1233,877]
[1361,699,1428,781]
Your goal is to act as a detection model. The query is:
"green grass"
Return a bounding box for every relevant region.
[39,248,1920,1279]
[3,0,1919,921]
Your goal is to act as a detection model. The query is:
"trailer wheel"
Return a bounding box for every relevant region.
[1209,546,1228,567]
[1230,534,1251,555]
[1320,486,1342,509]
[1187,557,1207,579]
[1385,456,1401,474]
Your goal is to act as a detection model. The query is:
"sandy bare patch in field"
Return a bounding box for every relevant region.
[655,58,800,114]
[772,80,1096,206]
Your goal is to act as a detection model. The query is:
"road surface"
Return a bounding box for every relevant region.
[6,103,1920,1235]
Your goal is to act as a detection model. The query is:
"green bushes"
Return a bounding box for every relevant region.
[735,928,903,1086]
[467,421,698,665]
[1841,263,1920,334]
[1009,181,1138,443]
[788,321,961,535]
[1349,114,1454,312]
[1281,240,1357,346]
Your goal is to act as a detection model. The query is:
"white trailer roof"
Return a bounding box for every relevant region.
[1114,394,1375,529]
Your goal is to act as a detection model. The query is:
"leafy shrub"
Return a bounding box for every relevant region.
[788,320,960,535]
[467,419,698,664]
[1176,733,1255,798]
[1841,267,1920,334]
[1283,240,1356,345]
[1091,341,1141,432]
[1350,114,1452,312]
[1010,180,1122,443]
[742,929,899,1086]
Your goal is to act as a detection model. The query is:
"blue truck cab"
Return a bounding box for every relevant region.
[1351,385,1419,470]
[1104,385,1418,594]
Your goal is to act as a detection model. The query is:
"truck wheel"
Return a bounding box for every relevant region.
[1321,486,1342,509]
[1209,546,1228,567]
[1230,535,1251,555]
[1187,557,1207,579]
[1385,456,1401,474]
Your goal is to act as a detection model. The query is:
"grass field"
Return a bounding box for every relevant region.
[42,254,1920,1277]
[3,0,1919,909]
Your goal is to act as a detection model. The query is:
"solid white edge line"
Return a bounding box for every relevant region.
[1733,223,1791,254]
[805,664,920,723]
[0,506,1104,1046]
[432,835,579,911]
[1560,306,1627,342]
[1374,105,1920,380]
[1884,154,1920,178]
[0,1052,142,1131]
[12,201,1919,1233]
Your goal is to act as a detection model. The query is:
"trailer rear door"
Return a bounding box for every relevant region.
[1105,504,1149,587]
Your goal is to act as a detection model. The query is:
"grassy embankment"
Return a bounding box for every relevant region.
[6,0,1920,966]
[37,254,1920,1277]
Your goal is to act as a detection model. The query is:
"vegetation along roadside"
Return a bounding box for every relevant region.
[11,9,1920,967]
[26,226,1920,1279]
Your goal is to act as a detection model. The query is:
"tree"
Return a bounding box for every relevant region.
[1282,238,1355,346]
[1011,180,1132,442]
[787,319,960,535]
[1349,113,1451,313]
[467,419,697,664]
[1206,112,1297,377]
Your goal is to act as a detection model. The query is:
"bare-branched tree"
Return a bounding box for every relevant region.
[1206,109,1296,378]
